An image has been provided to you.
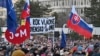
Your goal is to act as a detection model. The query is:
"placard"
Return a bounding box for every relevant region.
[30,17,55,33]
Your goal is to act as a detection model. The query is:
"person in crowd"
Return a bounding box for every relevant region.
[86,42,94,56]
[21,48,30,56]
[70,43,77,56]
[53,47,60,56]
[92,47,100,56]
[0,46,6,56]
[11,49,25,56]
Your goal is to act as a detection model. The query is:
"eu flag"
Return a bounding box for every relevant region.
[60,30,66,48]
[0,0,6,8]
[6,0,17,33]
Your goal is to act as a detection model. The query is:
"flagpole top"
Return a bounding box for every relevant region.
[63,24,66,28]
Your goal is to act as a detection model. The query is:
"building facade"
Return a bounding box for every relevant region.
[0,7,6,20]
[0,0,91,19]
[32,0,91,16]
[0,0,18,26]
[0,0,6,20]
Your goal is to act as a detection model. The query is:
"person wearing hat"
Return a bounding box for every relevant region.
[11,44,25,56]
[11,49,25,56]
[11,44,30,56]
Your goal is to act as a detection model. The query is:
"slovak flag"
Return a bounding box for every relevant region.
[67,6,93,39]
[20,0,30,38]
[21,0,30,26]
[21,0,30,19]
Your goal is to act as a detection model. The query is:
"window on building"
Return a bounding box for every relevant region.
[64,0,66,6]
[86,0,89,5]
[81,9,83,14]
[77,8,79,15]
[67,0,69,6]
[62,1,64,6]
[59,1,62,6]
[74,0,76,5]
[52,1,54,6]
[56,1,58,6]
[72,0,73,5]
[54,1,55,6]
[0,11,3,16]
[69,0,72,7]
[84,0,86,5]
[80,0,84,5]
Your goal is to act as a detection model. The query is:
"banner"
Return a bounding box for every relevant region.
[30,17,55,33]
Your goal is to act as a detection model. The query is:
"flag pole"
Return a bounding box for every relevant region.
[63,24,66,29]
[59,24,67,49]
[53,17,55,48]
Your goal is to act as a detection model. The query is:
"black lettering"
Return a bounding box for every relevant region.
[33,19,40,25]
[46,19,54,24]
[41,19,46,25]
[31,26,44,32]
[49,25,54,30]
[31,27,36,32]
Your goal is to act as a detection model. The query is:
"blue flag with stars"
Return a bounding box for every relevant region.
[6,0,17,33]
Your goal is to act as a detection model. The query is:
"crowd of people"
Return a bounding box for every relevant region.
[0,35,100,56]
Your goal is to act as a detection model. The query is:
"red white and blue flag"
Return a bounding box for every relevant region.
[21,0,30,19]
[5,0,30,44]
[20,0,30,39]
[20,0,30,31]
[67,6,93,39]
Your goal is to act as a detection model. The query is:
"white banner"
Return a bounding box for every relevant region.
[30,17,55,34]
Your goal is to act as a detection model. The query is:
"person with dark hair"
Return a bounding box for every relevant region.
[0,46,6,56]
[70,43,77,56]
[21,48,30,56]
[31,48,39,56]
[92,47,100,56]
[53,48,60,56]
[94,42,100,50]
[11,44,31,56]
